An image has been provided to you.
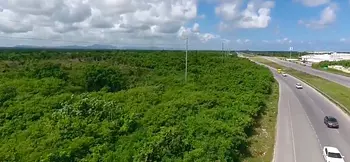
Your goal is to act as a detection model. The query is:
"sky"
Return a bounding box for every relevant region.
[0,0,349,51]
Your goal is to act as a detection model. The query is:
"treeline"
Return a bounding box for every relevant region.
[313,60,350,68]
[0,50,274,161]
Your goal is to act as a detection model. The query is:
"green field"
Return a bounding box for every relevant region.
[0,50,277,161]
[251,57,350,113]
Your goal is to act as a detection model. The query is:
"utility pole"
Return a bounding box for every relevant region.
[185,37,188,83]
[222,42,224,62]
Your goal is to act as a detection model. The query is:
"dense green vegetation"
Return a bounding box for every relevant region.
[0,50,275,162]
[313,60,350,68]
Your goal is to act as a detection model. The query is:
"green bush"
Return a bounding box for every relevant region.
[0,50,274,162]
[315,60,350,68]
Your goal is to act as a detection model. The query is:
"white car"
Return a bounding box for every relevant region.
[295,83,303,89]
[323,146,345,162]
[282,73,287,77]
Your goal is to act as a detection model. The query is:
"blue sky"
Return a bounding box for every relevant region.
[0,0,349,51]
[191,0,350,51]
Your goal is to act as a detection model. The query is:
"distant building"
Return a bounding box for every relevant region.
[301,52,350,63]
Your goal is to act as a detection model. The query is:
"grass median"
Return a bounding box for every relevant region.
[244,82,279,162]
[313,66,350,77]
[251,56,350,113]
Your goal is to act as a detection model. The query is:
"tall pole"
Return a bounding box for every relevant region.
[222,42,224,62]
[185,37,188,83]
[290,50,291,59]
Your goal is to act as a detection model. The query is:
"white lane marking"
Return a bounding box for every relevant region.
[304,90,325,115]
[295,88,323,149]
[287,78,323,150]
[287,71,350,123]
[287,99,297,162]
[336,130,340,134]
[303,108,323,150]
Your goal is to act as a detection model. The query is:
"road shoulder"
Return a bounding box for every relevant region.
[243,81,279,162]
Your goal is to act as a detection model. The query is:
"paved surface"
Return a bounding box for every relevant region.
[266,68,350,162]
[265,57,350,88]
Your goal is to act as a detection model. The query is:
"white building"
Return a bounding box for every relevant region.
[301,52,350,63]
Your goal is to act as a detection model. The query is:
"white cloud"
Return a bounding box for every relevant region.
[215,0,275,29]
[0,0,221,47]
[198,14,206,19]
[222,38,231,43]
[294,0,330,7]
[236,38,250,43]
[340,38,346,42]
[192,23,200,33]
[299,3,338,29]
[276,37,292,44]
[177,24,221,43]
[218,21,230,31]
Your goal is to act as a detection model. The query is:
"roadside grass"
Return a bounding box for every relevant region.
[286,70,350,112]
[252,57,350,113]
[243,82,279,162]
[313,66,350,77]
[250,57,284,69]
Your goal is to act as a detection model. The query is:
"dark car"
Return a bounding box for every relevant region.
[324,116,339,128]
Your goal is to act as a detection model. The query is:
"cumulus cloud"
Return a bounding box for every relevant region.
[294,0,330,7]
[215,0,275,29]
[299,3,337,29]
[0,0,221,47]
[177,23,220,43]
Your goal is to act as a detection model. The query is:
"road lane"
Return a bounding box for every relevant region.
[272,70,324,162]
[280,74,350,161]
[265,56,350,88]
[251,59,350,161]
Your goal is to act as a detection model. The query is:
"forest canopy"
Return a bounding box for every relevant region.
[0,50,274,162]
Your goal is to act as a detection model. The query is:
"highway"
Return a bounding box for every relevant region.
[265,57,350,88]
[268,67,350,162]
[240,53,350,162]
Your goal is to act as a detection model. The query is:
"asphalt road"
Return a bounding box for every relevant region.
[265,57,350,88]
[267,68,350,162]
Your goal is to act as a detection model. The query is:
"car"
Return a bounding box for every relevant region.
[323,146,345,162]
[282,73,287,77]
[324,116,339,128]
[295,83,303,89]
